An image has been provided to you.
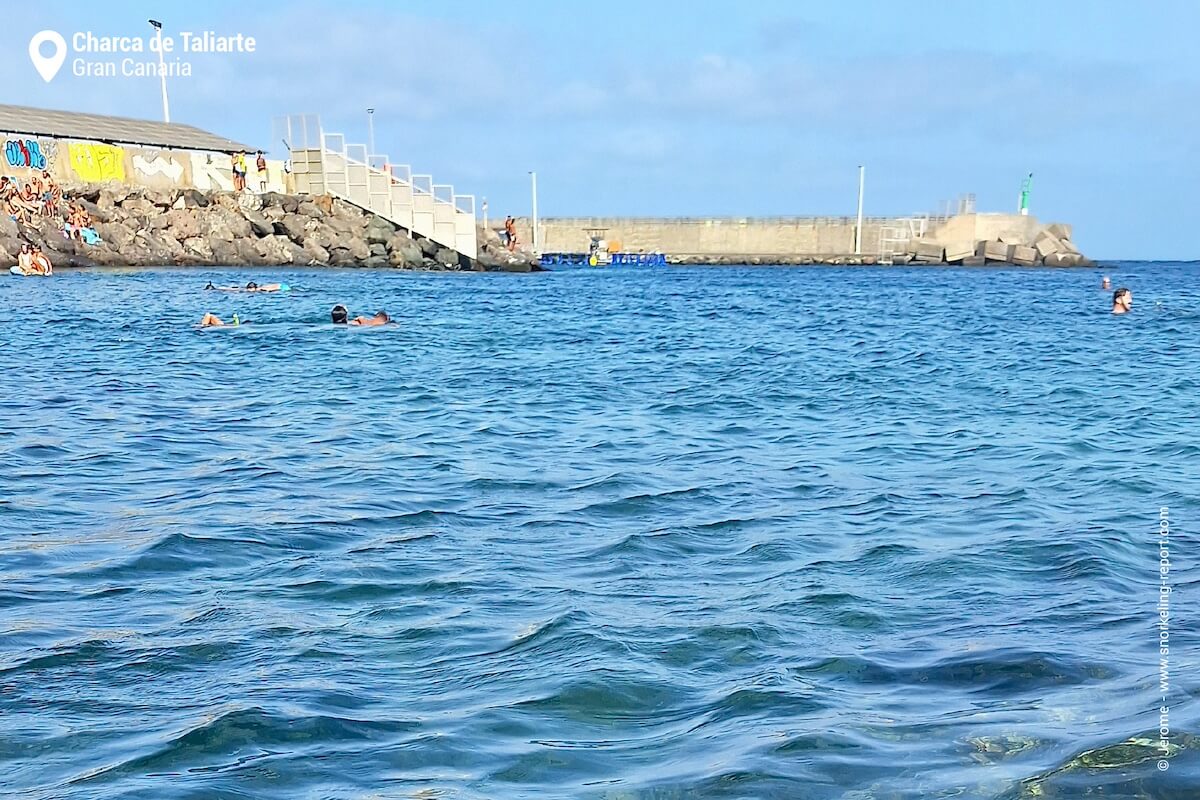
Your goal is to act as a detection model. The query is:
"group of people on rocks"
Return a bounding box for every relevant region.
[0,172,61,225]
[2,169,104,274]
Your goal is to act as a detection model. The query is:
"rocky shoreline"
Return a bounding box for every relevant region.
[0,185,538,272]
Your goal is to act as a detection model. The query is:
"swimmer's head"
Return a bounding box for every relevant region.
[1101,276,1111,289]
[375,311,390,323]
[205,281,215,290]
[246,281,258,290]
[1113,287,1132,311]
[331,304,349,324]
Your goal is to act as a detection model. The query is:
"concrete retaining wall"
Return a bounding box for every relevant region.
[2,131,291,193]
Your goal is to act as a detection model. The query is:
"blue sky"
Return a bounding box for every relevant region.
[3,1,1196,259]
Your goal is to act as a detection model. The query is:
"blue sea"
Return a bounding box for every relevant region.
[1,263,1196,799]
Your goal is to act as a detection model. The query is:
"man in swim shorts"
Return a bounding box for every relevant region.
[199,312,240,327]
[350,311,390,327]
[1111,288,1132,315]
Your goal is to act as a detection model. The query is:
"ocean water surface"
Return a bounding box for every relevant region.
[1,262,1197,799]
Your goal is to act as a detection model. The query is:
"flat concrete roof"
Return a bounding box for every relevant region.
[0,104,254,153]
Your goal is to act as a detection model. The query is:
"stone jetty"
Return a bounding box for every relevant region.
[0,185,537,272]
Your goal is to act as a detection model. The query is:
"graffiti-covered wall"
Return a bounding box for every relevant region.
[0,131,291,194]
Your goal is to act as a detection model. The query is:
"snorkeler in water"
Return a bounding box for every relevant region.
[198,312,241,327]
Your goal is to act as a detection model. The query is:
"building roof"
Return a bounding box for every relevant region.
[0,103,254,153]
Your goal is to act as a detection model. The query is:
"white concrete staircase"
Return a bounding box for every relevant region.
[276,114,477,260]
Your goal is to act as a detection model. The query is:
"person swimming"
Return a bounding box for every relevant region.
[350,311,390,327]
[1112,288,1132,315]
[1101,276,1111,290]
[198,312,241,327]
[330,305,390,326]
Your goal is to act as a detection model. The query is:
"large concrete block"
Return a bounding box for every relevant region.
[914,240,944,261]
[1060,238,1081,255]
[1044,253,1084,267]
[944,245,975,263]
[961,255,986,266]
[999,234,1026,246]
[1011,245,1038,265]
[983,241,1013,262]
[1047,222,1073,241]
[1034,233,1065,258]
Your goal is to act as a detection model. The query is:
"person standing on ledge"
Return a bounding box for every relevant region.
[1112,288,1132,315]
[232,151,248,192]
[256,151,268,192]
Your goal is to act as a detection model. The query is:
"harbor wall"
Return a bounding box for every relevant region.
[510,213,1086,264]
[509,216,917,257]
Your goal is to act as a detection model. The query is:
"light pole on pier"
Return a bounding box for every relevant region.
[855,165,865,255]
[529,171,540,254]
[367,108,376,155]
[148,19,170,123]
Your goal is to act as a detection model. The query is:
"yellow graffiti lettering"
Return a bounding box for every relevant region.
[68,142,126,183]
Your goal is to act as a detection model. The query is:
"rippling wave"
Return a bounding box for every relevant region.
[1,263,1197,799]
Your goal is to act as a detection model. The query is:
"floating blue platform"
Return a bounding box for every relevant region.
[539,253,667,267]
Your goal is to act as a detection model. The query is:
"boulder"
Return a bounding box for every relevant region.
[328,247,358,266]
[434,247,461,268]
[363,254,390,269]
[364,217,395,245]
[500,262,533,273]
[345,237,371,261]
[209,238,240,265]
[961,255,986,266]
[244,210,274,238]
[0,213,17,240]
[200,208,251,242]
[297,201,324,218]
[234,237,264,265]
[119,196,156,219]
[145,189,174,209]
[302,239,331,265]
[369,242,387,258]
[280,196,300,214]
[163,209,202,241]
[96,221,136,251]
[181,188,209,208]
[256,234,296,264]
[386,234,423,266]
[182,236,214,262]
[275,214,310,244]
[417,236,440,257]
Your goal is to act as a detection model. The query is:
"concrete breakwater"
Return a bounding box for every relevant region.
[515,213,1092,267]
[0,185,534,272]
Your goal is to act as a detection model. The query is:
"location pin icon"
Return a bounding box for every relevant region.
[29,30,67,83]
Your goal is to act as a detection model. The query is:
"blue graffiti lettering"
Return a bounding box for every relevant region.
[4,139,47,170]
